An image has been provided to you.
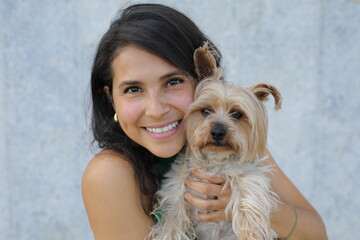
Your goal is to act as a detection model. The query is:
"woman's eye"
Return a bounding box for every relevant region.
[230,111,243,120]
[201,109,212,117]
[124,86,142,93]
[166,78,184,87]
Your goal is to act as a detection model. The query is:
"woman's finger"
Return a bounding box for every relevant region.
[185,177,231,197]
[191,169,225,185]
[184,191,228,211]
[197,210,232,222]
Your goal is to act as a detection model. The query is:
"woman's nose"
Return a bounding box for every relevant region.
[145,93,169,118]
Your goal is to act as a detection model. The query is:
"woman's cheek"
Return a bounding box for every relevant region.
[116,99,142,128]
[169,89,194,111]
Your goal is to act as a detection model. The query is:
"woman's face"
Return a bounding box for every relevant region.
[108,45,195,158]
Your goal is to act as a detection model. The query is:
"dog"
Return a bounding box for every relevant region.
[149,42,282,240]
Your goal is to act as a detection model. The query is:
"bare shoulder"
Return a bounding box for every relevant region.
[82,149,134,186]
[82,149,153,240]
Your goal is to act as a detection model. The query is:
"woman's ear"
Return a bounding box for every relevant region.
[250,83,282,110]
[103,86,114,106]
[193,41,218,80]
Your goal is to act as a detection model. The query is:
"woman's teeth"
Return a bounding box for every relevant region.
[146,121,179,134]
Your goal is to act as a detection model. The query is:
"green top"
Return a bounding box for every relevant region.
[152,155,177,181]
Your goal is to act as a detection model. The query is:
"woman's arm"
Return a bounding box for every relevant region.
[81,150,153,240]
[184,149,328,240]
[264,149,328,240]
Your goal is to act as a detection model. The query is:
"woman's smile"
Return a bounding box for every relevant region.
[144,120,180,134]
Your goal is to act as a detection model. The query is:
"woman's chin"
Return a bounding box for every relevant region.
[151,149,181,158]
[149,142,185,158]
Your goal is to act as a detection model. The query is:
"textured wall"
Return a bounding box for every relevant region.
[1,0,359,239]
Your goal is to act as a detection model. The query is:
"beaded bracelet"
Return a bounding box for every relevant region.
[284,205,298,240]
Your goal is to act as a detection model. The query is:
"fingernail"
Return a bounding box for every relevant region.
[184,192,189,200]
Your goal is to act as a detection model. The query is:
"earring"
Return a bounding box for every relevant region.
[113,113,118,122]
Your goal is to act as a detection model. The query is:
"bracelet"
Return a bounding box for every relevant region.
[284,205,298,240]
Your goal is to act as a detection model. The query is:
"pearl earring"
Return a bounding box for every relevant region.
[114,113,118,122]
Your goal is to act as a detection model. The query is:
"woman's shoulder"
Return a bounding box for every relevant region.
[83,149,134,178]
[82,149,134,189]
[82,149,153,239]
[82,148,135,197]
[82,149,137,200]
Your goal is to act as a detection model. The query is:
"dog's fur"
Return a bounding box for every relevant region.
[149,42,282,240]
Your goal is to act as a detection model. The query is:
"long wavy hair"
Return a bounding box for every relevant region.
[90,3,222,213]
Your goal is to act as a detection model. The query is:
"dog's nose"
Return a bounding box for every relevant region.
[210,127,227,141]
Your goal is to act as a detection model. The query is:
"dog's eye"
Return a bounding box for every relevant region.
[201,109,212,117]
[230,111,243,120]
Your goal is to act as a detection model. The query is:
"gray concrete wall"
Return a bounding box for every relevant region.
[1,0,359,239]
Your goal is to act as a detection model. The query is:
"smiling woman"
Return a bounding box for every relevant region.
[82,4,220,239]
[82,3,327,240]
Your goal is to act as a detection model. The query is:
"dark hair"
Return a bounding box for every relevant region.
[90,3,222,213]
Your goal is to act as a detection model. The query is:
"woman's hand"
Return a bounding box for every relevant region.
[184,169,232,222]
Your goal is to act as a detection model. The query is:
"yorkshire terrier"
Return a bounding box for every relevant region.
[149,42,282,240]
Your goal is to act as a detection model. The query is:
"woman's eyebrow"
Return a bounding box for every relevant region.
[117,70,187,88]
[160,70,187,80]
[118,80,141,88]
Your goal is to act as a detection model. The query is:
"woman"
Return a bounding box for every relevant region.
[82,3,327,240]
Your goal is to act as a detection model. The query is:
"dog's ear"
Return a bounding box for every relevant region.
[194,41,219,80]
[250,83,282,110]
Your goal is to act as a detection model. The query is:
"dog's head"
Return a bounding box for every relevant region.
[185,42,282,162]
